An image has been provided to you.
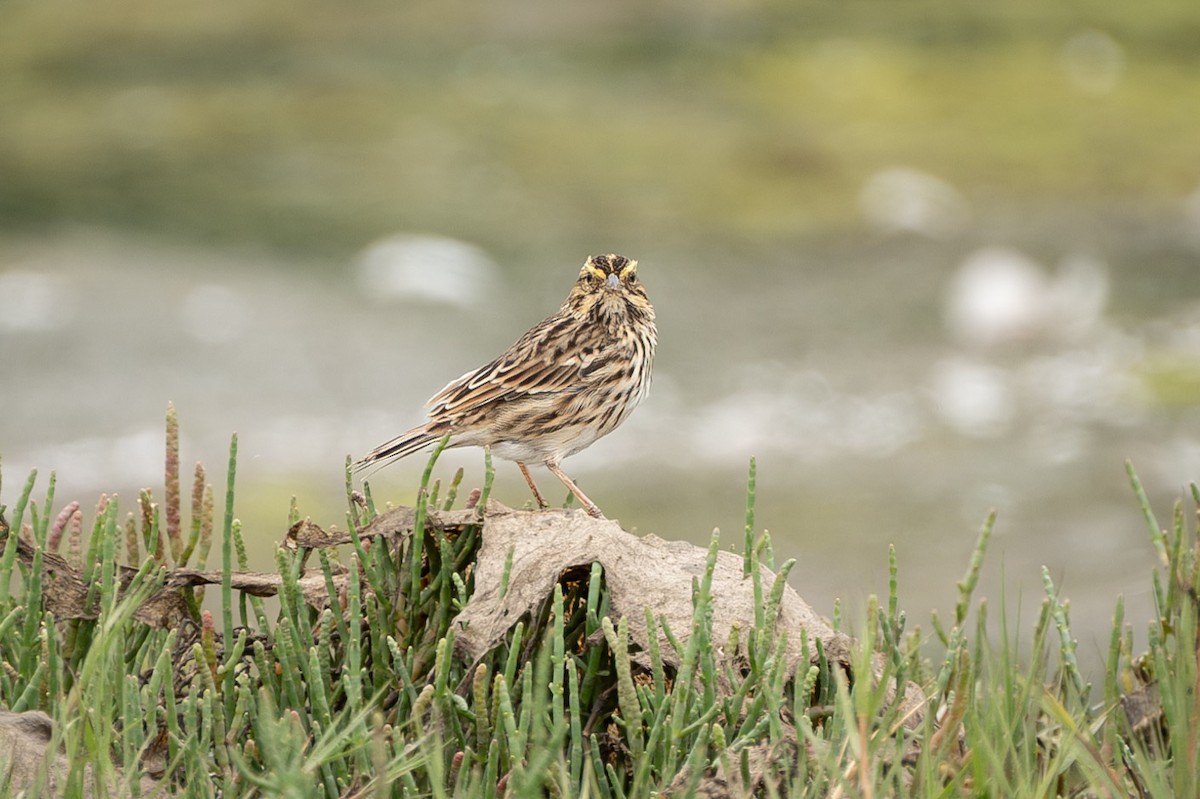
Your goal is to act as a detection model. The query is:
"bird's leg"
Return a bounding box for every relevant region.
[545,462,604,518]
[516,462,550,509]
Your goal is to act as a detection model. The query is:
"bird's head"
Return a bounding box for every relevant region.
[566,254,654,325]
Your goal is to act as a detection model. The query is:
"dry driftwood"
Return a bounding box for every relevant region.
[454,508,925,726]
[7,502,924,727]
[2,506,485,628]
[0,710,159,798]
[5,533,342,629]
[5,500,934,792]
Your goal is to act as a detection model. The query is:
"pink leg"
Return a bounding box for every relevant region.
[516,462,549,509]
[545,462,603,518]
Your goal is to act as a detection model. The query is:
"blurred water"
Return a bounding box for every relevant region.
[2,213,1198,671]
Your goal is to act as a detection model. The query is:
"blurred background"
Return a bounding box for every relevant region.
[2,0,1199,667]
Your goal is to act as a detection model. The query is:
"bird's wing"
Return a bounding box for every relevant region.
[425,312,603,417]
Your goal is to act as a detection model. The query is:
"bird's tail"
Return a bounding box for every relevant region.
[354,423,444,475]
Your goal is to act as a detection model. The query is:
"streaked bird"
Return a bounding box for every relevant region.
[357,254,656,518]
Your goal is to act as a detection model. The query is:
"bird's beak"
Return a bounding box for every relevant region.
[604,272,620,291]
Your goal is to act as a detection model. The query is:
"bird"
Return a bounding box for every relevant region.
[356,254,656,518]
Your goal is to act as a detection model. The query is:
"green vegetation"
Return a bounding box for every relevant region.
[0,408,1198,796]
[2,0,1197,257]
